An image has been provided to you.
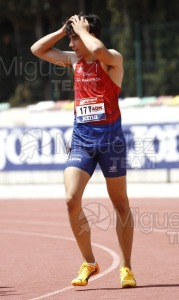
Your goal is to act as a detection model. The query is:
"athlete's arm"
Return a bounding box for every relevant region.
[31,24,75,67]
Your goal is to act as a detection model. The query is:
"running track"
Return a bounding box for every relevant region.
[0,192,179,299]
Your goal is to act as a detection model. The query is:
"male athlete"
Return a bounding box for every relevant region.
[31,13,136,288]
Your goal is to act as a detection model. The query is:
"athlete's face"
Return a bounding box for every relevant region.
[69,34,88,58]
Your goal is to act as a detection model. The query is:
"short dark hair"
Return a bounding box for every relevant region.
[65,13,102,38]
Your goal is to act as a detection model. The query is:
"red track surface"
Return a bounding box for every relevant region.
[0,197,179,300]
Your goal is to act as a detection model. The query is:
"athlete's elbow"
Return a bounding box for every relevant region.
[30,43,44,57]
[31,44,39,56]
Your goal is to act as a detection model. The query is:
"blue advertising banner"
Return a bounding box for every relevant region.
[0,123,178,171]
[124,123,179,169]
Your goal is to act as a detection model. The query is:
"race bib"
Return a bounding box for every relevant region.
[75,96,106,123]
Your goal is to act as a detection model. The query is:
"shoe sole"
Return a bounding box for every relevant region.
[122,281,136,288]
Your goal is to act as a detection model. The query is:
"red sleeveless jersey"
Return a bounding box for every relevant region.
[74,58,121,125]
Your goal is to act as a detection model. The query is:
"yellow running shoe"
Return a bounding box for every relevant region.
[71,262,99,286]
[120,267,136,288]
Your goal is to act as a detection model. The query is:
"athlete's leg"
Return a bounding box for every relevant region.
[64,166,95,263]
[97,140,134,268]
[105,175,134,269]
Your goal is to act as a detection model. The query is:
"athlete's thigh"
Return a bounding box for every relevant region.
[64,146,97,199]
[64,167,90,200]
[97,143,126,178]
[65,146,97,177]
[97,143,128,206]
[105,175,128,203]
[105,176,130,215]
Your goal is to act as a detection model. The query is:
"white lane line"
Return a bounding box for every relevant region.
[0,230,120,300]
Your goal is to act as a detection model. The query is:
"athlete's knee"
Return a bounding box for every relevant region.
[113,196,130,216]
[66,194,81,214]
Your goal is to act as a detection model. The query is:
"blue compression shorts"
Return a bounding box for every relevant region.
[65,142,127,178]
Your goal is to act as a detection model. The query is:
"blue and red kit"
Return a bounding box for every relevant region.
[65,58,126,177]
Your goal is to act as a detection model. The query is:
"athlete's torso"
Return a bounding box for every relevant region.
[74,58,121,124]
[71,58,124,147]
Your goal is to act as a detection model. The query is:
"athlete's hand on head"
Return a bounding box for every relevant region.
[69,15,89,35]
